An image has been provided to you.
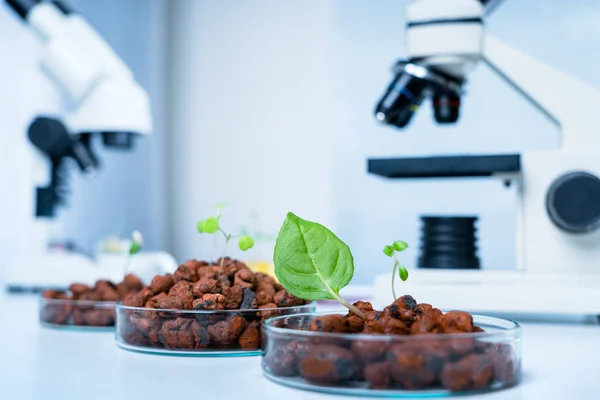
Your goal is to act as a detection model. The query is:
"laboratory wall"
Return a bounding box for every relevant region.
[167,0,600,283]
[166,0,337,264]
[0,0,168,277]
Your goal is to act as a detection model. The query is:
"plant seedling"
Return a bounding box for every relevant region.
[383,240,409,301]
[273,212,410,320]
[124,230,143,275]
[197,204,255,272]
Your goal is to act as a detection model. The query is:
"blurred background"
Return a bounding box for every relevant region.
[2,0,600,285]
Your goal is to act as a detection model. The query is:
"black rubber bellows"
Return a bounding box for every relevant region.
[417,216,480,269]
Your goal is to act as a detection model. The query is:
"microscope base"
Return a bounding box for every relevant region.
[372,270,600,318]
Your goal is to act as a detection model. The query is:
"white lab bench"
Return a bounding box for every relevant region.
[1,293,599,400]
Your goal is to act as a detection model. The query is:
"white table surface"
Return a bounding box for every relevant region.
[1,293,600,400]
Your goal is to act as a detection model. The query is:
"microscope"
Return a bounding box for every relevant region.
[370,0,600,317]
[3,0,177,291]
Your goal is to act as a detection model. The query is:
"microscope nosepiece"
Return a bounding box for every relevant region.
[375,61,463,128]
[433,91,461,124]
[374,70,427,129]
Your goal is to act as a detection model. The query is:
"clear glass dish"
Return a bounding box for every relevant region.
[115,302,316,356]
[261,312,521,397]
[39,297,117,331]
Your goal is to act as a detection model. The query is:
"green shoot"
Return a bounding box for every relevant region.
[197,204,255,272]
[383,240,409,301]
[124,230,143,276]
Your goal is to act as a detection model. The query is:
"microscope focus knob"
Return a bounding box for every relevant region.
[546,172,600,233]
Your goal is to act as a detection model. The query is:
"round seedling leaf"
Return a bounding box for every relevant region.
[393,240,408,252]
[204,217,219,233]
[197,219,206,233]
[238,235,255,251]
[383,245,394,257]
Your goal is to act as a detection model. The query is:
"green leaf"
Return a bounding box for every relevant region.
[393,240,409,252]
[383,245,394,257]
[204,217,219,233]
[238,235,255,251]
[129,242,141,255]
[273,212,354,301]
[399,266,409,281]
[197,219,206,233]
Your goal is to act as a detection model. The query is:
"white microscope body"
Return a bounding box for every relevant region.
[3,0,176,290]
[372,0,600,316]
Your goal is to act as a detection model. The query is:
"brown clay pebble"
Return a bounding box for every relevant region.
[156,296,186,310]
[193,293,225,310]
[192,277,219,296]
[441,354,494,392]
[159,318,208,349]
[222,284,243,309]
[69,283,91,299]
[363,312,409,335]
[486,343,516,383]
[168,281,194,309]
[387,342,448,389]
[173,263,199,283]
[83,309,115,326]
[145,292,168,308]
[259,303,281,321]
[345,301,373,333]
[123,292,143,307]
[234,268,256,290]
[150,274,174,294]
[42,290,68,300]
[40,301,72,324]
[208,315,247,345]
[364,362,392,389]
[440,311,474,333]
[300,345,356,384]
[410,307,443,334]
[123,274,144,291]
[383,295,417,324]
[310,315,349,333]
[238,321,261,350]
[351,339,389,364]
[273,289,305,307]
[265,341,301,376]
[255,280,276,306]
[219,258,248,279]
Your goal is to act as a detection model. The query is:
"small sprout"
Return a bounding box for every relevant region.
[129,230,143,255]
[204,217,219,233]
[238,235,255,251]
[384,240,409,300]
[383,245,394,257]
[393,240,408,252]
[197,205,254,273]
[125,230,143,275]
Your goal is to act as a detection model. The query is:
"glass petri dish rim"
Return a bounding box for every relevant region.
[39,296,117,307]
[116,301,315,314]
[262,311,521,342]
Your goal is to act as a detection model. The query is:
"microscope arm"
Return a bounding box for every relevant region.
[5,0,152,135]
[483,35,600,150]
